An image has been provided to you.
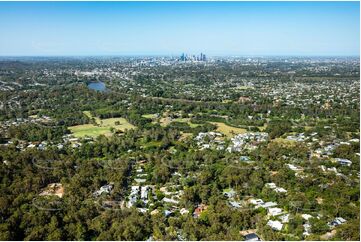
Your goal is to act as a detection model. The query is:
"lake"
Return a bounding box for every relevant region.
[88,82,106,92]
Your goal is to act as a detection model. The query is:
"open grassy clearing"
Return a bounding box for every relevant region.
[211,122,247,137]
[83,111,92,119]
[68,124,111,138]
[142,114,157,119]
[100,117,135,129]
[158,117,200,128]
[235,86,254,90]
[258,123,268,131]
[179,132,193,140]
[172,118,200,128]
[68,112,135,138]
[273,137,298,147]
[141,140,162,149]
[83,111,101,123]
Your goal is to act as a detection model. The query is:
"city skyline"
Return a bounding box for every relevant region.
[0,1,359,56]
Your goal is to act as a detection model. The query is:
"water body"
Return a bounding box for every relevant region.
[88,82,106,92]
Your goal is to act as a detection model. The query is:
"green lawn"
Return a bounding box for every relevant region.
[273,137,298,147]
[258,123,268,131]
[83,111,101,123]
[159,117,200,128]
[211,122,247,137]
[68,124,111,138]
[68,112,135,138]
[172,118,200,128]
[142,114,157,119]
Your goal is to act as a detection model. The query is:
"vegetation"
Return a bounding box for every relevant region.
[0,56,359,240]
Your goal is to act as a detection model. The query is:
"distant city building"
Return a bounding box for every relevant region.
[179,53,206,62]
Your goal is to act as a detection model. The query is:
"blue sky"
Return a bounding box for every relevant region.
[0,1,359,56]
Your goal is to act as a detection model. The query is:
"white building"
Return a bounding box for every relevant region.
[267,220,283,231]
[93,183,114,197]
[162,197,179,204]
[280,213,290,223]
[127,186,140,207]
[141,186,149,201]
[302,214,313,221]
[334,158,352,166]
[268,207,284,217]
[180,208,189,215]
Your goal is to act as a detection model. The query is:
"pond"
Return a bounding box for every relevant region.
[88,82,106,92]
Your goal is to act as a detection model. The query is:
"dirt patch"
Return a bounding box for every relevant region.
[316,197,323,204]
[39,183,64,198]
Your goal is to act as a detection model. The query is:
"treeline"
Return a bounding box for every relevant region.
[7,123,69,142]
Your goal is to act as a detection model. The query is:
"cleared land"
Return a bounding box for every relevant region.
[68,124,111,138]
[170,118,200,128]
[68,111,135,138]
[273,137,298,147]
[258,123,268,131]
[211,122,247,137]
[142,114,157,119]
[153,115,200,128]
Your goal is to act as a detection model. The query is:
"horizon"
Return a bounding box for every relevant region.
[0,54,359,58]
[0,1,360,56]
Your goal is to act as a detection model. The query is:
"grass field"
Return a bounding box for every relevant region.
[68,124,110,138]
[258,123,268,131]
[83,111,101,123]
[159,117,200,128]
[142,114,157,119]
[211,122,247,137]
[273,137,298,147]
[68,112,135,138]
[83,111,92,118]
[179,132,192,140]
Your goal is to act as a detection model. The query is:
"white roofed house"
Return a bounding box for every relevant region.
[267,207,284,217]
[228,132,268,152]
[267,220,283,231]
[303,223,312,236]
[260,201,278,209]
[287,163,303,172]
[223,188,236,199]
[328,217,347,228]
[280,213,290,223]
[265,183,277,189]
[239,155,253,163]
[93,183,114,197]
[134,178,147,183]
[334,158,352,166]
[249,198,264,206]
[274,187,287,193]
[141,186,150,203]
[127,185,140,208]
[162,197,179,204]
[265,183,287,194]
[301,214,313,221]
[180,208,189,215]
[229,201,242,208]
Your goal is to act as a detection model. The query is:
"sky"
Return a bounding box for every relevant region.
[0,1,359,56]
